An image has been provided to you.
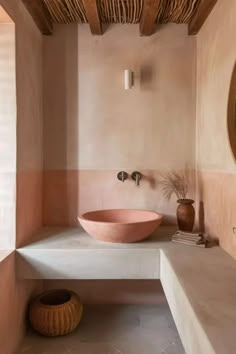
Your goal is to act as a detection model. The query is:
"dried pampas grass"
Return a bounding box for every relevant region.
[160,170,189,201]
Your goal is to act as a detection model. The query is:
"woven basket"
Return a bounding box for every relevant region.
[29,289,83,337]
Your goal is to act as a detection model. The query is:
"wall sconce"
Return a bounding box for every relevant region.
[124,69,134,90]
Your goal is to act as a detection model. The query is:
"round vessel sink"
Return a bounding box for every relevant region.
[78,209,163,243]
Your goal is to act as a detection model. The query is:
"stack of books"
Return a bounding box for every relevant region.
[172,230,206,248]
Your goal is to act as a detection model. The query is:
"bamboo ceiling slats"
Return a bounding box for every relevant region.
[99,0,143,24]
[43,0,87,23]
[23,0,218,36]
[156,0,200,24]
[43,0,200,25]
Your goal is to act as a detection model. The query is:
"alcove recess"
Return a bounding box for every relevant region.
[228,62,236,162]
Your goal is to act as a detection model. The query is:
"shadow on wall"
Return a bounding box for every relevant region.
[43,25,79,226]
[140,61,158,91]
[198,201,205,233]
[196,171,215,238]
[197,172,205,233]
[197,172,218,244]
[44,279,167,305]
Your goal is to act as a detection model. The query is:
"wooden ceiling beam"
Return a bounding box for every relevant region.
[22,0,53,35]
[82,0,102,35]
[140,0,160,36]
[188,0,218,35]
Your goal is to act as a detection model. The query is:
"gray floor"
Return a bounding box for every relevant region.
[17,305,185,354]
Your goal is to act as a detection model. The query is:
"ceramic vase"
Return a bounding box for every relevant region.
[177,199,195,232]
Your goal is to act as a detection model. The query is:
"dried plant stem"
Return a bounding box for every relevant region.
[160,170,189,201]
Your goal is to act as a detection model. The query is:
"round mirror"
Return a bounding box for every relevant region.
[228,62,236,161]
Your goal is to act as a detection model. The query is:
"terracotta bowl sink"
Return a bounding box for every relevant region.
[78,209,163,243]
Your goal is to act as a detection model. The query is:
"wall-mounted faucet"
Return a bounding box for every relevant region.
[117,171,128,182]
[131,171,142,186]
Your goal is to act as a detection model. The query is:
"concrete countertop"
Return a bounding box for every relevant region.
[161,244,236,354]
[16,226,236,354]
[16,226,175,280]
[16,225,175,250]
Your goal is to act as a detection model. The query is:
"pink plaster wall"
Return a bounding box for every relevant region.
[0,1,44,353]
[43,169,196,226]
[43,24,196,305]
[0,254,42,354]
[0,2,43,250]
[0,0,44,249]
[197,171,236,254]
[17,171,43,247]
[15,0,43,248]
[196,0,236,258]
[43,24,196,225]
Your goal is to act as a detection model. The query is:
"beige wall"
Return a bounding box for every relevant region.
[197,0,236,172]
[78,25,196,171]
[43,24,196,225]
[0,1,43,353]
[196,0,236,258]
[43,24,196,306]
[44,24,196,171]
[0,22,16,249]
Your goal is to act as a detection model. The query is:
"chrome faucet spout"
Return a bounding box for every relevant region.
[131,171,142,186]
[136,174,140,186]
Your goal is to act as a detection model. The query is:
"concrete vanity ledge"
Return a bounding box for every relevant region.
[16,226,236,354]
[16,226,175,280]
[161,246,236,354]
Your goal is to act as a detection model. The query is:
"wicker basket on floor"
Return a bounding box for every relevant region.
[29,289,83,337]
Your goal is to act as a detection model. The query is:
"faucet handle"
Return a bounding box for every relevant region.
[131,171,142,186]
[117,171,128,182]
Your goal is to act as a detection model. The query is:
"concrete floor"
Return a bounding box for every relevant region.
[17,305,185,354]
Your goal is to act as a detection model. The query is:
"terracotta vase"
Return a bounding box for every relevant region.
[176,199,195,232]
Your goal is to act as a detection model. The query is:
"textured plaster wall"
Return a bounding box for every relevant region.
[0,22,16,249]
[43,24,196,225]
[43,24,196,304]
[0,1,43,353]
[0,254,42,354]
[196,0,236,258]
[15,3,43,249]
[0,0,43,249]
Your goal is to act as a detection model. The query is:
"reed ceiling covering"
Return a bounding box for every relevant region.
[22,0,218,36]
[43,0,200,25]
